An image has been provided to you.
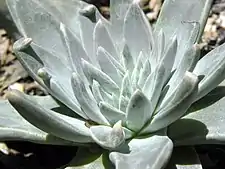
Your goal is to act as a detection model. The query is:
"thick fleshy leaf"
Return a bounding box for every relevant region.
[41,72,87,119]
[122,44,134,73]
[14,92,80,119]
[94,20,118,59]
[126,90,153,131]
[109,0,132,44]
[97,47,124,74]
[160,36,177,74]
[92,80,104,103]
[130,52,143,89]
[71,73,109,125]
[0,95,82,145]
[119,95,129,113]
[30,43,73,91]
[5,0,22,32]
[34,0,89,39]
[97,47,122,86]
[145,36,177,109]
[143,63,166,109]
[143,72,199,133]
[166,147,202,169]
[82,59,120,94]
[90,121,125,150]
[138,59,151,88]
[109,135,173,169]
[13,38,85,119]
[155,0,213,70]
[156,29,165,61]
[99,102,126,125]
[110,0,132,23]
[7,90,93,143]
[124,2,153,63]
[13,38,45,87]
[161,44,200,107]
[7,0,69,58]
[120,72,132,99]
[168,84,225,146]
[193,42,225,101]
[59,23,90,81]
[156,0,213,44]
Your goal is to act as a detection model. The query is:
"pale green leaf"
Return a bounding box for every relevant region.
[82,59,119,94]
[71,73,109,125]
[7,90,93,143]
[168,84,225,146]
[143,72,198,133]
[126,90,153,131]
[194,42,225,101]
[124,2,153,63]
[90,122,125,150]
[0,95,81,145]
[109,135,173,169]
[94,20,118,59]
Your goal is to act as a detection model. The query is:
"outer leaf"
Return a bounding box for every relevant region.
[13,37,85,119]
[145,37,177,110]
[193,42,225,101]
[6,0,88,40]
[7,0,68,56]
[109,135,173,169]
[156,0,213,70]
[166,147,202,169]
[37,0,88,39]
[79,4,102,61]
[0,96,78,145]
[143,72,199,133]
[156,0,213,43]
[168,84,225,146]
[29,43,74,97]
[7,90,93,143]
[161,44,200,107]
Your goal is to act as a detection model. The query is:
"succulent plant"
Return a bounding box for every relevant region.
[2,0,225,168]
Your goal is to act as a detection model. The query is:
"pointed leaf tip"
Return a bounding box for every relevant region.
[79,4,96,17]
[71,72,110,125]
[113,120,123,131]
[143,71,199,133]
[13,38,32,51]
[37,68,51,81]
[126,90,153,131]
[90,123,125,150]
[111,120,125,146]
[79,4,97,23]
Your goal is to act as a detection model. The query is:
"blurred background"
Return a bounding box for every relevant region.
[1,0,225,169]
